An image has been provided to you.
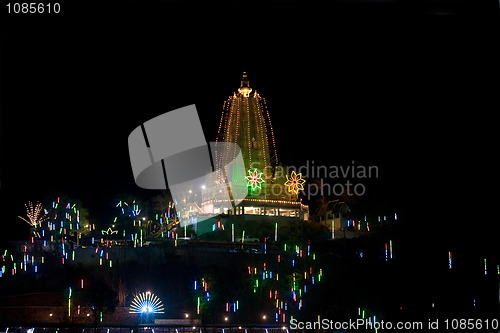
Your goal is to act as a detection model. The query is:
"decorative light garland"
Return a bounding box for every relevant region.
[245,168,265,191]
[284,171,306,194]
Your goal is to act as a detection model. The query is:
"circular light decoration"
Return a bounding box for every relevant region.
[129,291,165,314]
[245,168,265,191]
[284,171,306,194]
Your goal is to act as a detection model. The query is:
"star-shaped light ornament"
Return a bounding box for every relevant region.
[245,168,265,191]
[284,171,306,194]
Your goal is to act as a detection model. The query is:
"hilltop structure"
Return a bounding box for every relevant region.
[200,73,309,222]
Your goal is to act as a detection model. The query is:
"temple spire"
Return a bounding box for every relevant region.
[238,72,252,97]
[240,72,250,87]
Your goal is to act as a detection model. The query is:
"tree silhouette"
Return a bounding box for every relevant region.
[83,279,118,329]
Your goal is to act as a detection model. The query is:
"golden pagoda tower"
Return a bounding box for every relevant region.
[215,72,278,178]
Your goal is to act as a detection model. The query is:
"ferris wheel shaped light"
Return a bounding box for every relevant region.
[129,292,164,314]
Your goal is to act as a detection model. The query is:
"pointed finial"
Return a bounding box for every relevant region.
[238,72,252,97]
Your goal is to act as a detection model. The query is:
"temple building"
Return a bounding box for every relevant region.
[215,72,278,176]
[202,72,309,221]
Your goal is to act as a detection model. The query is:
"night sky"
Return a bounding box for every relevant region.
[1,0,499,254]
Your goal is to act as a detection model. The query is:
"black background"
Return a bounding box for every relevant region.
[0,0,499,254]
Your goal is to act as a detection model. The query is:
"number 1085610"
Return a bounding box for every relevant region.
[6,2,60,14]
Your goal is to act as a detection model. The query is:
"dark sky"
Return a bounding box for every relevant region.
[1,0,499,246]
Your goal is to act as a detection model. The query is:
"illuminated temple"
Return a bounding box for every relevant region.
[202,73,309,221]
